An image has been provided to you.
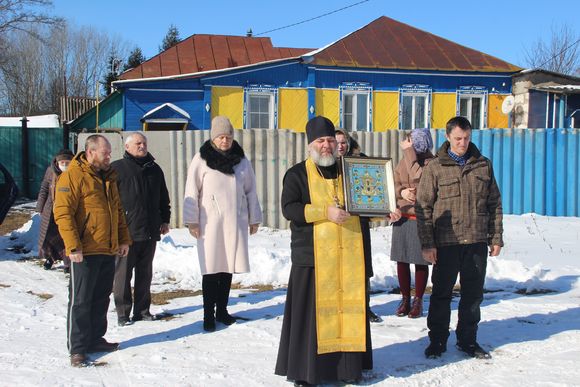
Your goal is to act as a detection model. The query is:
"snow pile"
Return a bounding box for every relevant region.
[0,214,40,257]
[0,114,60,128]
[3,213,579,295]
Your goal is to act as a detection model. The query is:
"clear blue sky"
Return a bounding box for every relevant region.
[50,0,578,68]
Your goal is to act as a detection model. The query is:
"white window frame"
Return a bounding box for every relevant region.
[399,85,431,130]
[244,85,277,129]
[339,83,372,131]
[457,86,488,129]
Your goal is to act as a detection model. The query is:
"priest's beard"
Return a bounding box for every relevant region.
[309,145,337,167]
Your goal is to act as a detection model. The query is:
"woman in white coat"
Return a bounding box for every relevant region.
[183,116,262,332]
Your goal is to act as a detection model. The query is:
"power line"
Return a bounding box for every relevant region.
[536,37,580,70]
[255,0,370,36]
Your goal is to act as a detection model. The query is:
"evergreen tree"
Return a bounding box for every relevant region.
[159,24,180,52]
[124,47,146,71]
[103,54,121,95]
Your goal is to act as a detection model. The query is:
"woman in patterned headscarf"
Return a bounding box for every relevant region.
[390,129,435,318]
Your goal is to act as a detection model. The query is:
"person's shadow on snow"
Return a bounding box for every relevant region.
[144,287,287,318]
[365,302,580,384]
[111,289,287,352]
[371,274,579,318]
[116,319,206,351]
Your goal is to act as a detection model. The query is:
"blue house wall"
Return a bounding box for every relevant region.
[117,60,514,131]
[123,77,205,130]
[201,61,309,87]
[119,61,309,130]
[312,66,513,93]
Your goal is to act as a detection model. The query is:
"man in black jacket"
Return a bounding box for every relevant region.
[111,132,171,326]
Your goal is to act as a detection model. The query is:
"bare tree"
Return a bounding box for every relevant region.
[0,21,129,116]
[45,23,70,111]
[0,0,63,60]
[0,28,48,115]
[525,23,580,76]
[0,0,61,33]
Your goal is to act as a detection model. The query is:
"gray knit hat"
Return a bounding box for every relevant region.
[210,116,234,140]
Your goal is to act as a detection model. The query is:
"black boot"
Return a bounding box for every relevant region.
[215,273,236,325]
[43,258,53,270]
[368,308,383,323]
[425,341,447,359]
[456,342,492,359]
[202,275,217,332]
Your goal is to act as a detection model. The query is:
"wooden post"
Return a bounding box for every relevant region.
[63,122,70,150]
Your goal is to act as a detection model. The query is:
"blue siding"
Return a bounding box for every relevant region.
[117,61,515,132]
[202,61,309,87]
[118,61,309,131]
[118,78,202,90]
[522,132,535,213]
[313,66,512,93]
[500,131,513,213]
[120,62,514,93]
[532,131,546,214]
[566,130,578,215]
[546,130,556,214]
[145,105,189,120]
[434,128,580,217]
[124,89,204,130]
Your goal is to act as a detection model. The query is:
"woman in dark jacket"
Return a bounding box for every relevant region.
[37,149,74,271]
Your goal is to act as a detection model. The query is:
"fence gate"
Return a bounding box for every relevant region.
[0,126,66,198]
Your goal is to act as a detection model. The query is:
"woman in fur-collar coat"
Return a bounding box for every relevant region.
[183,116,262,332]
[36,149,74,271]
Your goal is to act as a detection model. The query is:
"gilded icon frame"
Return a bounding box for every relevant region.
[341,156,396,216]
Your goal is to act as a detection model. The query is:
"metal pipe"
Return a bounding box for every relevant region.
[20,117,29,198]
[95,82,100,132]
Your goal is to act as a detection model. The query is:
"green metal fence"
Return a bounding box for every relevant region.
[0,126,66,199]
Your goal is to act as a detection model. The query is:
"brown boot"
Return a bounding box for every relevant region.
[395,297,410,317]
[408,297,423,318]
[70,353,87,367]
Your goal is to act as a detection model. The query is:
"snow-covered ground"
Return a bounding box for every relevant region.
[1,209,579,386]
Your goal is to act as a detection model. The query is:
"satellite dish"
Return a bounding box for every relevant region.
[501,95,515,114]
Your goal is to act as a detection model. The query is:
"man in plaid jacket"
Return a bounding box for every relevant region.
[415,116,503,360]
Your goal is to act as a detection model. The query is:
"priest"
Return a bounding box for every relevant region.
[275,116,399,386]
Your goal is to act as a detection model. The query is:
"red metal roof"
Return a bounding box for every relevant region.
[310,16,521,73]
[119,35,313,80]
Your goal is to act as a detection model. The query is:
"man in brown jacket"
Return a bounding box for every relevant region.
[415,116,503,360]
[54,134,131,367]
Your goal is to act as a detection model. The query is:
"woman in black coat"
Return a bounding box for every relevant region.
[37,149,73,271]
